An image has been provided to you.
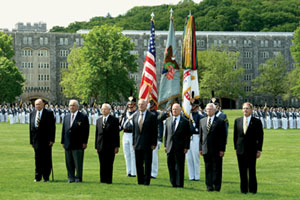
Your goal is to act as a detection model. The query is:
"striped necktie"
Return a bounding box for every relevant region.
[243,117,248,134]
[207,117,211,131]
[36,111,40,128]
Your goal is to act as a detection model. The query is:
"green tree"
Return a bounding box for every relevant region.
[60,25,138,103]
[0,32,25,103]
[291,24,300,65]
[198,46,245,106]
[252,54,288,104]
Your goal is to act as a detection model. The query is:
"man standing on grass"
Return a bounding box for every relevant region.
[29,99,55,182]
[199,103,227,192]
[234,102,264,194]
[132,99,157,186]
[61,99,89,183]
[95,103,120,184]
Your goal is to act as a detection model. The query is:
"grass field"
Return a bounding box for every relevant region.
[0,109,300,200]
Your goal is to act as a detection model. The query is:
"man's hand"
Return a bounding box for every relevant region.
[219,151,224,157]
[133,145,135,150]
[49,142,54,147]
[151,145,156,150]
[62,144,65,149]
[115,147,119,154]
[256,152,261,158]
[82,144,87,149]
[164,147,167,153]
[184,149,188,154]
[200,151,203,156]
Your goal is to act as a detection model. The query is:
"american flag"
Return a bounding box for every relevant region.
[139,20,157,105]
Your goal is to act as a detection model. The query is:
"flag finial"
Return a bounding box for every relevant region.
[151,12,155,20]
[170,8,173,18]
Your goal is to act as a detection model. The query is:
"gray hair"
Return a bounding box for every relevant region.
[206,103,216,110]
[102,103,111,110]
[69,99,79,107]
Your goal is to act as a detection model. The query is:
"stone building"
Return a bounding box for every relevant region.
[1,23,298,108]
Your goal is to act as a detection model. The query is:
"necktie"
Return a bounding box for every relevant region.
[36,111,40,128]
[103,117,107,128]
[243,117,248,134]
[139,112,144,132]
[172,117,177,133]
[207,117,211,131]
[70,114,74,127]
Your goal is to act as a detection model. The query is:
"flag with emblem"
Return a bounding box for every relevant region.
[157,12,180,110]
[182,15,199,119]
[139,17,158,106]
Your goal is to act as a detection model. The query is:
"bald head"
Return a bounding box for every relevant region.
[35,99,44,111]
[172,103,181,117]
[69,99,79,113]
[138,99,147,112]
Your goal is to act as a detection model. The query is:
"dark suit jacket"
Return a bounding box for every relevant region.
[61,111,89,150]
[234,116,264,155]
[29,108,55,149]
[199,116,226,155]
[132,110,158,150]
[165,115,190,154]
[95,115,120,152]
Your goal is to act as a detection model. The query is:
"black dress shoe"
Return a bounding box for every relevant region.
[43,180,49,182]
[207,188,214,192]
[150,176,156,179]
[75,178,82,183]
[34,179,41,182]
[68,179,75,183]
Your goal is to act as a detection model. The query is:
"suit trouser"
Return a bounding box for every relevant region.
[151,141,162,177]
[98,149,115,183]
[135,149,153,185]
[167,149,185,187]
[65,149,84,181]
[237,153,257,193]
[34,146,52,181]
[122,132,136,176]
[203,154,223,191]
[186,134,200,180]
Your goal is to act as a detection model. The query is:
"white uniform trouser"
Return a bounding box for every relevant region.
[259,117,265,129]
[92,114,97,125]
[14,113,18,123]
[9,114,14,124]
[88,114,91,124]
[25,113,29,123]
[122,132,136,176]
[273,118,278,129]
[0,113,3,122]
[56,113,60,123]
[289,118,294,129]
[151,141,162,177]
[297,117,300,129]
[282,118,288,129]
[186,134,200,180]
[5,113,8,122]
[20,112,25,124]
[61,114,65,124]
[266,117,271,129]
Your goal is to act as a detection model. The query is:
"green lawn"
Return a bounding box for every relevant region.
[0,109,300,200]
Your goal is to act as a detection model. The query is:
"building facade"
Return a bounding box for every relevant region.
[2,23,298,107]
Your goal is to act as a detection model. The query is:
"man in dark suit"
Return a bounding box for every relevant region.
[234,102,264,194]
[95,103,120,184]
[61,100,89,183]
[165,103,190,187]
[199,103,227,192]
[29,99,55,182]
[132,99,157,185]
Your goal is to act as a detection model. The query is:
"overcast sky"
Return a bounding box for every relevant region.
[1,0,202,30]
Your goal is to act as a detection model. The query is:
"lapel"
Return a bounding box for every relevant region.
[71,112,81,128]
[167,117,173,135]
[140,111,148,133]
[245,117,254,135]
[209,117,217,133]
[174,116,182,133]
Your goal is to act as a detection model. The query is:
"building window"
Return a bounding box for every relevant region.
[178,40,182,47]
[28,37,32,45]
[274,40,282,48]
[60,38,64,45]
[134,39,138,46]
[265,40,268,47]
[23,37,27,45]
[273,51,281,57]
[244,74,252,81]
[144,39,148,47]
[244,86,252,92]
[64,38,68,45]
[244,63,252,70]
[129,50,138,55]
[59,50,69,57]
[38,50,48,57]
[40,38,44,45]
[200,40,205,47]
[244,51,252,58]
[76,38,80,44]
[261,51,269,59]
[80,38,84,45]
[44,38,48,45]
[60,62,68,68]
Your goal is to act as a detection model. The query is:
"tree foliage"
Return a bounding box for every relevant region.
[60,25,138,103]
[0,32,25,103]
[197,46,245,105]
[50,0,300,33]
[252,54,289,104]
